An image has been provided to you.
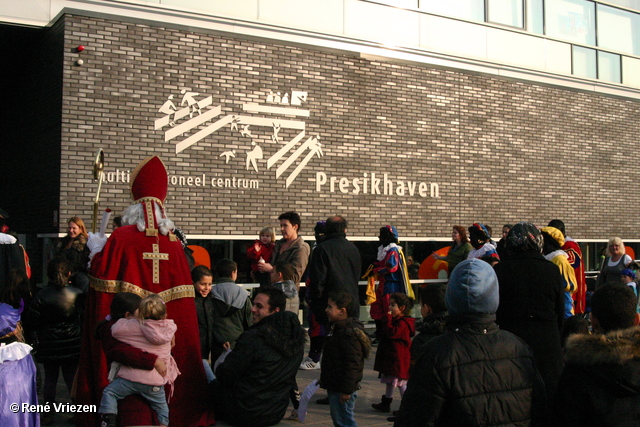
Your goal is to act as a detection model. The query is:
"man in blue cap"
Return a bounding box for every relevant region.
[394,259,546,426]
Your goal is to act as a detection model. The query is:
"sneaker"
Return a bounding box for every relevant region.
[287,409,299,421]
[299,357,320,370]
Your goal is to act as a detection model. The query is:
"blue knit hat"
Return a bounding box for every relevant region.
[446,259,499,315]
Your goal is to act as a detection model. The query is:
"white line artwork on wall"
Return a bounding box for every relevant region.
[154,89,323,187]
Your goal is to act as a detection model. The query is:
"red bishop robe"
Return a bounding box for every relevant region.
[75,224,214,426]
[563,239,587,314]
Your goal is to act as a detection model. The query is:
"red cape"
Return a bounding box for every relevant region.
[75,225,214,426]
[563,240,586,314]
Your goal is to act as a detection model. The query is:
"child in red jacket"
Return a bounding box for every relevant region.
[246,226,275,287]
[372,292,415,413]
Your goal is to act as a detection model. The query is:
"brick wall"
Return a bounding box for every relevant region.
[58,14,640,240]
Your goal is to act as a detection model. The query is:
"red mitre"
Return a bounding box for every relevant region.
[130,156,169,236]
[130,156,168,204]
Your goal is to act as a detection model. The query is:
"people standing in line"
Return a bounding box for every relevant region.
[211,288,306,427]
[555,283,640,425]
[394,259,546,426]
[306,215,362,370]
[541,226,578,318]
[466,223,499,260]
[372,292,415,414]
[320,292,371,427]
[431,225,473,274]
[258,211,310,286]
[192,265,216,382]
[548,220,587,314]
[596,237,632,288]
[302,220,329,372]
[246,226,275,288]
[55,216,90,292]
[370,225,414,341]
[209,259,253,362]
[496,223,512,259]
[494,222,564,403]
[620,268,638,296]
[98,294,179,427]
[29,257,84,426]
[269,261,300,314]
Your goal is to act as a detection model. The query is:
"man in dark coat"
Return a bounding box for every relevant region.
[211,288,306,427]
[555,283,640,426]
[307,215,362,324]
[494,222,565,401]
[395,259,546,426]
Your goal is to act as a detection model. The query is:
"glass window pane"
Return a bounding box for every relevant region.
[419,0,485,22]
[546,0,596,46]
[527,0,545,34]
[598,51,622,83]
[487,0,524,28]
[573,45,597,78]
[597,4,640,56]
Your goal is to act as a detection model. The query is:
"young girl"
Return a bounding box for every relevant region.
[98,294,180,427]
[372,292,415,413]
[246,226,276,287]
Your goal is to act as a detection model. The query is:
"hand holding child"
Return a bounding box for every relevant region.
[154,359,167,377]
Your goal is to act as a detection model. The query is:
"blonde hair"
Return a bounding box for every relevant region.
[138,294,166,320]
[259,226,276,244]
[608,237,625,256]
[68,216,88,239]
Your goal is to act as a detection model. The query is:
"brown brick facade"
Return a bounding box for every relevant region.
[58,14,640,240]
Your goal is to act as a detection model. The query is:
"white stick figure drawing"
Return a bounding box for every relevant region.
[281,93,289,104]
[246,142,263,173]
[271,123,281,143]
[310,137,323,157]
[159,95,177,126]
[274,92,281,104]
[230,115,241,132]
[220,150,236,164]
[266,91,275,103]
[240,125,253,138]
[181,89,201,118]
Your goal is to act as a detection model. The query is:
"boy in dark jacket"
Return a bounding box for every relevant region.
[320,291,371,427]
[410,283,446,368]
[192,265,215,382]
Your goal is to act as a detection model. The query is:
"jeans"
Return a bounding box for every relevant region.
[328,390,358,427]
[99,378,169,425]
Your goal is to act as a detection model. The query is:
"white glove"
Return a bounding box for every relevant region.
[87,232,108,266]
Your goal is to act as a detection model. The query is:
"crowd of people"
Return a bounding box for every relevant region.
[2,158,640,426]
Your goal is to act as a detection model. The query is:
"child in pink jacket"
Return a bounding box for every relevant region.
[98,294,180,427]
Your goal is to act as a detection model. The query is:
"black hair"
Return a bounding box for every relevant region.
[591,284,637,333]
[278,211,301,232]
[255,287,287,312]
[379,226,398,246]
[47,257,71,289]
[419,283,447,315]
[541,230,561,254]
[560,315,590,347]
[0,268,32,309]
[113,216,123,228]
[110,292,143,321]
[215,258,237,279]
[390,292,413,316]
[273,261,295,282]
[328,291,356,318]
[547,219,566,236]
[326,215,348,234]
[191,265,213,283]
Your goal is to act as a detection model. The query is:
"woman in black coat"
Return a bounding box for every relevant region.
[494,222,565,400]
[30,257,84,422]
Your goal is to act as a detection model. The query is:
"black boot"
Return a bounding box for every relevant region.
[371,395,393,412]
[100,413,117,427]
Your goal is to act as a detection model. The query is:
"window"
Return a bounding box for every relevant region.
[598,51,622,83]
[487,0,524,28]
[597,4,640,56]
[572,45,597,78]
[527,0,545,34]
[419,0,485,22]
[546,0,596,45]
